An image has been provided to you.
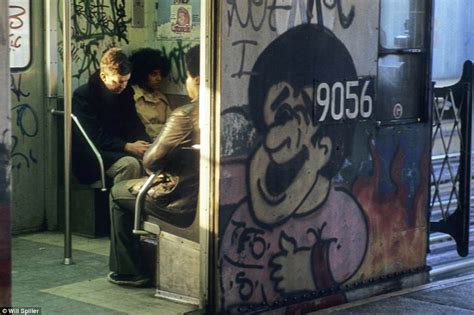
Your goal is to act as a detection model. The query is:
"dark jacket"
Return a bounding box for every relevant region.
[143,101,199,222]
[72,72,150,184]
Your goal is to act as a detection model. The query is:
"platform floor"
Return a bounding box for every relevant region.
[13,232,474,314]
[12,232,196,315]
[316,274,474,314]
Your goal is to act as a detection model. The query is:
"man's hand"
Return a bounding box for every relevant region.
[124,140,150,158]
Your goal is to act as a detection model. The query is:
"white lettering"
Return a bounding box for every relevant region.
[331,82,344,120]
[345,80,359,119]
[317,82,331,122]
[360,80,372,118]
[315,79,373,122]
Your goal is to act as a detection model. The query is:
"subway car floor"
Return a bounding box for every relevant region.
[12,231,196,315]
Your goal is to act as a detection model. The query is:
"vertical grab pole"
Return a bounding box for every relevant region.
[63,0,73,265]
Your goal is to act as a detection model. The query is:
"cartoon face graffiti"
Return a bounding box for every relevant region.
[220,23,369,311]
[247,23,358,227]
[249,82,332,225]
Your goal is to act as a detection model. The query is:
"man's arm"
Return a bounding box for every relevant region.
[72,88,128,152]
[73,87,151,158]
[143,108,193,172]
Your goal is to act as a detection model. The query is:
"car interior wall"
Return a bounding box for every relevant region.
[49,0,202,235]
[58,0,201,100]
[9,0,46,234]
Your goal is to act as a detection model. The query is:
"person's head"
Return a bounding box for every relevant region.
[177,7,190,26]
[99,48,132,94]
[247,24,357,226]
[185,45,200,101]
[129,48,171,93]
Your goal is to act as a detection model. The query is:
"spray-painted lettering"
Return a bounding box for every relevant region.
[160,40,193,84]
[9,74,38,170]
[8,4,26,51]
[59,0,131,82]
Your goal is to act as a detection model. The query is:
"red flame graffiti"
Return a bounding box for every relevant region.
[352,142,430,280]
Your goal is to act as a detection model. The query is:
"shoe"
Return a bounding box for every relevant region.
[107,272,151,287]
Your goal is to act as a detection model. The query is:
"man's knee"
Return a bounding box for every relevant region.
[117,156,141,174]
[107,156,143,183]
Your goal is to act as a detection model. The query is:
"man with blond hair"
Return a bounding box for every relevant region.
[72,48,151,185]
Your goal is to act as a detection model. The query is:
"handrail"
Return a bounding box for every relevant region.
[51,109,107,191]
[133,172,158,235]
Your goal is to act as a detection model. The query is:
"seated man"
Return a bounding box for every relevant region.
[107,45,200,286]
[72,48,151,185]
[129,48,172,139]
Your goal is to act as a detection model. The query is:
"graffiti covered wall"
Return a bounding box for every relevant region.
[0,0,11,305]
[6,0,201,233]
[218,0,430,313]
[59,0,200,95]
[44,0,201,232]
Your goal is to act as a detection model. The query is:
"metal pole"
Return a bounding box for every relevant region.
[62,0,73,265]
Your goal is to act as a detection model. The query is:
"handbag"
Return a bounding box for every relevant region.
[129,172,179,199]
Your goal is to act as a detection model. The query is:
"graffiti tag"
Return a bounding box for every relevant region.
[9,74,38,170]
[8,4,25,50]
[58,0,131,81]
[160,40,193,84]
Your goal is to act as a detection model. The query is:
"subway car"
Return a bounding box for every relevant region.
[1,0,473,314]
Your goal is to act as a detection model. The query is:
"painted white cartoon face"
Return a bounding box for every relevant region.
[249,82,333,226]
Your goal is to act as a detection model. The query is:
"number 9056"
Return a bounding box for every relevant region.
[315,78,373,122]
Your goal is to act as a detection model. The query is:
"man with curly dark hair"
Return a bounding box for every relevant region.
[129,48,172,138]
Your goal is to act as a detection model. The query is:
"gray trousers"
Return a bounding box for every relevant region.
[108,177,175,276]
[106,156,143,184]
[108,178,145,276]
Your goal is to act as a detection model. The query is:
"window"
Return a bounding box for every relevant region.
[380,0,426,49]
[377,0,430,123]
[9,0,31,70]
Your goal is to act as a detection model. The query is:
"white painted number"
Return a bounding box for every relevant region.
[345,80,359,119]
[316,79,373,121]
[331,82,344,121]
[360,80,372,118]
[317,83,330,122]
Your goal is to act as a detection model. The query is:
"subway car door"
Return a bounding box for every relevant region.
[215,0,434,313]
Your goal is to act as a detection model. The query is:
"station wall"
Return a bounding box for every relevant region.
[432,0,474,83]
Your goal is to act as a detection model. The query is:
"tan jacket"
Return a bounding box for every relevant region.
[132,85,171,138]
